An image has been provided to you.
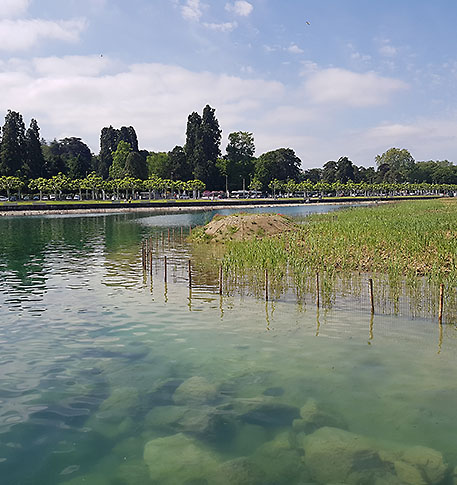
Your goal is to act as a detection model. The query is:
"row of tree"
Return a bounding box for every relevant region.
[1,172,456,201]
[1,108,457,191]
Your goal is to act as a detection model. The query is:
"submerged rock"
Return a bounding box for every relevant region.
[98,387,140,420]
[252,431,310,484]
[303,427,399,485]
[293,398,347,434]
[303,426,449,485]
[143,433,220,484]
[175,405,237,444]
[235,397,300,427]
[400,446,448,484]
[208,457,266,485]
[173,376,219,405]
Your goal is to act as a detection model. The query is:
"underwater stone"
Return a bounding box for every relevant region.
[116,459,151,485]
[252,431,310,484]
[208,457,266,485]
[400,445,448,484]
[97,387,140,420]
[173,376,218,405]
[263,386,285,397]
[296,398,347,433]
[303,427,399,485]
[175,405,237,443]
[393,460,427,485]
[237,398,300,427]
[144,433,219,484]
[145,405,188,431]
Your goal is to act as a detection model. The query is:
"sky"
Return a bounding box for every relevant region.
[1,0,457,170]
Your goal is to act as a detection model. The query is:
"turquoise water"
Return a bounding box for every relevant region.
[1,206,456,485]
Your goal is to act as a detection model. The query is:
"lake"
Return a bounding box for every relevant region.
[0,204,455,485]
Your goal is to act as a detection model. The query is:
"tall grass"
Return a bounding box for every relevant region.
[219,199,457,322]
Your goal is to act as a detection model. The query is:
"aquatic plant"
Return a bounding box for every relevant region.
[217,200,457,322]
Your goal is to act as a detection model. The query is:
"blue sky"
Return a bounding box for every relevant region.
[1,0,457,170]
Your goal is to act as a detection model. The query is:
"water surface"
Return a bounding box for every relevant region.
[0,205,455,485]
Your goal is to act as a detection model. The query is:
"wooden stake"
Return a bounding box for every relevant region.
[150,252,153,277]
[189,225,192,235]
[265,268,269,301]
[168,228,170,243]
[369,278,374,314]
[164,256,167,283]
[439,283,444,324]
[181,226,183,241]
[188,259,192,288]
[316,272,320,308]
[219,265,223,295]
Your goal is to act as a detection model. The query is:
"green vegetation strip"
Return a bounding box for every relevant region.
[221,199,457,288]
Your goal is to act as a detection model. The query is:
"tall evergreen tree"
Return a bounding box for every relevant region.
[0,110,26,176]
[198,104,221,185]
[24,119,45,178]
[168,145,191,180]
[185,111,203,176]
[125,151,147,179]
[99,126,119,178]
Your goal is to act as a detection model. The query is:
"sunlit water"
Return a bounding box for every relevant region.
[1,205,456,485]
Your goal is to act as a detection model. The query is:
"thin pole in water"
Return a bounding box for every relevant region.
[369,278,374,314]
[439,283,444,324]
[219,265,223,295]
[316,272,320,308]
[265,268,269,301]
[188,260,192,288]
[164,256,167,283]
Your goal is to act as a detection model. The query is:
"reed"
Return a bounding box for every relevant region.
[218,199,457,321]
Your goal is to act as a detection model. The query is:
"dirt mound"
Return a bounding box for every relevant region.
[203,213,295,242]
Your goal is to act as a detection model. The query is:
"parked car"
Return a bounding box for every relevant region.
[74,195,81,200]
[0,196,8,202]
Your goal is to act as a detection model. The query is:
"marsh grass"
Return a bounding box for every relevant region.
[216,200,457,323]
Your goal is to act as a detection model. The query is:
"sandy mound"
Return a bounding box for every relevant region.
[203,213,295,242]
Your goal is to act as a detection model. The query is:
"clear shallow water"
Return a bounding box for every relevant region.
[1,206,456,485]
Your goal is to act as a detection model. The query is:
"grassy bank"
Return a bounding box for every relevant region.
[216,199,457,321]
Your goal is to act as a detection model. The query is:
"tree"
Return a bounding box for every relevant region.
[99,126,119,178]
[42,140,66,176]
[185,111,202,174]
[0,110,26,176]
[375,148,415,183]
[322,160,337,183]
[99,125,139,178]
[168,145,191,181]
[57,137,93,178]
[109,141,132,179]
[24,119,45,179]
[0,176,23,198]
[147,152,171,179]
[225,131,255,190]
[185,105,221,187]
[125,151,147,179]
[254,148,302,189]
[335,156,355,183]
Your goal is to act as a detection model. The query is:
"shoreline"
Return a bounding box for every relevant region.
[0,195,440,217]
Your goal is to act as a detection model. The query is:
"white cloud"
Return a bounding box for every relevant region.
[287,43,304,54]
[0,57,284,153]
[0,18,87,51]
[225,1,253,17]
[181,0,203,21]
[0,0,30,19]
[379,44,397,57]
[304,68,408,107]
[203,21,237,32]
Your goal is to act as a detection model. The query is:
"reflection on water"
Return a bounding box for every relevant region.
[0,206,456,484]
